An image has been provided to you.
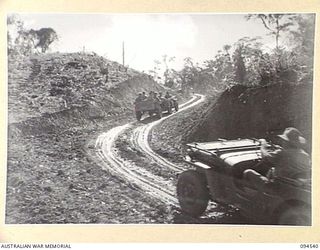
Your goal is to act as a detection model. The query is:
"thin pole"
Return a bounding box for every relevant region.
[122,41,125,66]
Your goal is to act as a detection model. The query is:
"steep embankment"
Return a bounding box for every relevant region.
[188,83,312,149]
[150,83,312,165]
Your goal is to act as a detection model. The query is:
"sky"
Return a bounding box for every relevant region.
[15,13,276,72]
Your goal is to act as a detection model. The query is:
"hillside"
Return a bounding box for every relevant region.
[8,52,162,124]
[150,82,313,165]
[188,83,313,150]
[6,53,170,224]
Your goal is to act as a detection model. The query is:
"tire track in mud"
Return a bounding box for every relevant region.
[95,126,177,205]
[95,94,205,206]
[130,94,205,172]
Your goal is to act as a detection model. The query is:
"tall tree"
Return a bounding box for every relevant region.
[202,45,234,90]
[288,14,315,83]
[232,37,271,86]
[162,54,176,86]
[246,14,294,49]
[223,44,231,55]
[149,59,162,82]
[233,45,246,83]
[289,14,315,57]
[178,57,199,92]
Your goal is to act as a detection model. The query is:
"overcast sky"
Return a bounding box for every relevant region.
[17,13,276,72]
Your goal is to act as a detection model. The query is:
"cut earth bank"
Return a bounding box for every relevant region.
[150,82,312,164]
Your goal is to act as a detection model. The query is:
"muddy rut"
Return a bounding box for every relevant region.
[94,95,205,206]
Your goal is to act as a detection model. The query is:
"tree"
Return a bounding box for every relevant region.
[7,15,17,53]
[233,45,246,83]
[30,28,58,53]
[148,59,162,82]
[14,29,37,56]
[246,14,294,49]
[208,47,233,80]
[178,57,200,92]
[291,15,315,50]
[223,44,231,55]
[7,14,30,55]
[288,14,315,83]
[7,14,58,56]
[162,54,176,86]
[232,37,274,86]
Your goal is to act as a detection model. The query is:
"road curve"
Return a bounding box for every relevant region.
[95,94,205,205]
[130,94,205,172]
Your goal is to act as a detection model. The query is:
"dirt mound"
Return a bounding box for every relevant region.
[188,83,312,151]
[8,52,161,124]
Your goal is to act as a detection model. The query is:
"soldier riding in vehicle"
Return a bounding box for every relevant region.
[177,127,311,225]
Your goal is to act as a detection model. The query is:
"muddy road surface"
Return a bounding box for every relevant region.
[93,94,250,224]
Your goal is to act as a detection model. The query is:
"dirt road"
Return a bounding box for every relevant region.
[95,95,204,206]
[94,94,250,224]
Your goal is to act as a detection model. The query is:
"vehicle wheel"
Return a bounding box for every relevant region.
[278,205,311,225]
[174,102,179,111]
[177,170,209,217]
[157,108,162,119]
[135,111,142,121]
[167,104,172,114]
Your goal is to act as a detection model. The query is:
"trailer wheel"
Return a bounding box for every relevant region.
[157,108,162,119]
[167,104,172,114]
[177,170,209,217]
[278,205,311,225]
[174,101,179,111]
[135,111,142,121]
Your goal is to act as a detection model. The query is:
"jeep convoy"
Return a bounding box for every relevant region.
[177,139,311,225]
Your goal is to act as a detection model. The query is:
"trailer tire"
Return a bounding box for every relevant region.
[174,101,179,111]
[167,103,172,114]
[135,111,142,121]
[157,108,162,119]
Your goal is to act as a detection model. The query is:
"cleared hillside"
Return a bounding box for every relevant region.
[8,52,162,124]
[6,53,170,224]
